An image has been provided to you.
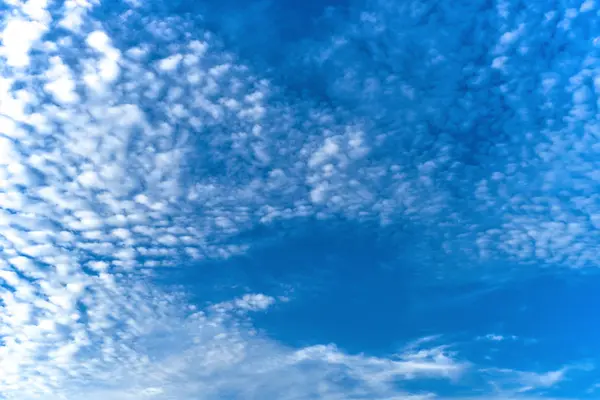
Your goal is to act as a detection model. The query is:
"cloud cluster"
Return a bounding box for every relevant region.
[289,0,600,273]
[0,1,462,397]
[0,0,598,398]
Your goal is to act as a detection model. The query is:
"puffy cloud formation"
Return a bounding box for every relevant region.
[0,0,598,399]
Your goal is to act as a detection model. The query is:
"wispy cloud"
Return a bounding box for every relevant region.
[476,334,519,342]
[479,363,594,396]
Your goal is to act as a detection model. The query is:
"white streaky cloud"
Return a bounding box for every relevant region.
[515,369,567,392]
[291,343,466,382]
[480,366,577,395]
[46,311,471,400]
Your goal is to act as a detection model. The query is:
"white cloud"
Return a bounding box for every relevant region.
[44,310,469,400]
[44,56,80,104]
[84,30,121,92]
[211,293,277,313]
[59,0,95,32]
[477,334,519,342]
[157,54,183,72]
[0,0,597,399]
[0,17,48,67]
[479,365,581,395]
[515,369,567,392]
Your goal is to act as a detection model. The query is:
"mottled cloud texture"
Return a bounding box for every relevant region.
[0,0,598,398]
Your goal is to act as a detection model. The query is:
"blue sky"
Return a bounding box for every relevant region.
[1,0,600,399]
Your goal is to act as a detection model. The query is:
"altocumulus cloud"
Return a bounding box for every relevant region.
[0,0,598,399]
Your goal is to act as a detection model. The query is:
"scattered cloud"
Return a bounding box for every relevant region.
[477,334,519,342]
[210,293,277,313]
[0,0,598,398]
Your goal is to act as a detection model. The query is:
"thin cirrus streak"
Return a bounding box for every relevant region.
[0,0,598,399]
